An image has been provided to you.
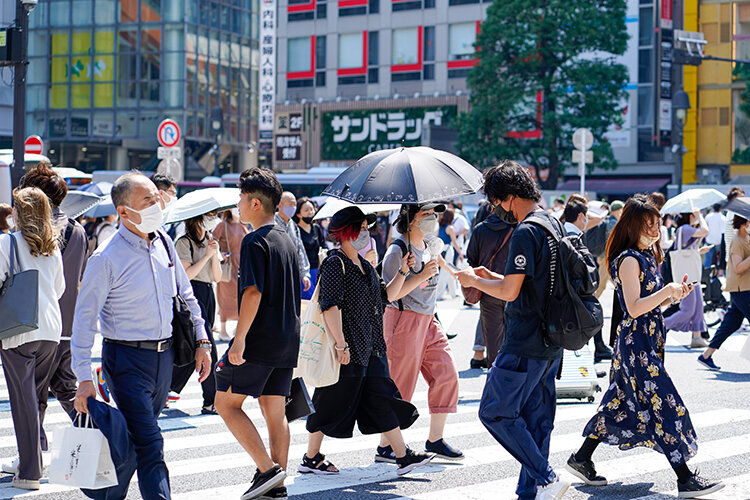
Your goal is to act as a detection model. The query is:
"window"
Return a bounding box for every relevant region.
[368,31,379,65]
[316,36,327,69]
[288,37,312,73]
[638,48,653,83]
[288,0,326,21]
[392,0,422,11]
[392,28,419,65]
[449,23,476,60]
[339,33,364,69]
[638,7,653,46]
[424,26,435,62]
[449,0,479,5]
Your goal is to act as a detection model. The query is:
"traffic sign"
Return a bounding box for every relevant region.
[572,150,593,163]
[157,119,181,148]
[572,128,593,151]
[157,147,181,160]
[24,135,43,155]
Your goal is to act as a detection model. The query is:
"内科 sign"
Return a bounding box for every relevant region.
[259,0,276,148]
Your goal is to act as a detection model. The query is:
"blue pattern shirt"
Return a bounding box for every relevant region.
[71,225,206,382]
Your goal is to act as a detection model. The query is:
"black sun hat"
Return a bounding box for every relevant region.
[329,206,377,232]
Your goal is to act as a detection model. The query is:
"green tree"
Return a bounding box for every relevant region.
[456,0,630,189]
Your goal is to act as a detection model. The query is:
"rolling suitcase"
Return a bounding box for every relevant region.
[555,344,601,403]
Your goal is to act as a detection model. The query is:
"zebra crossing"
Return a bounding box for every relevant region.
[0,297,748,499]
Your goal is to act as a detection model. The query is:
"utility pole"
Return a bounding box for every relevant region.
[11,0,32,190]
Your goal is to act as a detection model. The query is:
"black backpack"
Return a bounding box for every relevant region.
[527,215,603,351]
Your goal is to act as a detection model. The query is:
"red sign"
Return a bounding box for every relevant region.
[157,119,181,148]
[24,135,43,155]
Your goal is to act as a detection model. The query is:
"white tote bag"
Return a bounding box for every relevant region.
[48,415,117,489]
[293,257,343,388]
[740,333,750,362]
[669,226,703,284]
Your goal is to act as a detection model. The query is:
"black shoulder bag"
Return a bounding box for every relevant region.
[157,232,196,367]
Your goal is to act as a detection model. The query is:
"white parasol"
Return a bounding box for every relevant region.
[312,197,401,221]
[660,188,726,215]
[164,187,240,224]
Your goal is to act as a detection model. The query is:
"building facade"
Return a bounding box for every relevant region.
[24,0,259,179]
[0,0,14,148]
[273,0,682,196]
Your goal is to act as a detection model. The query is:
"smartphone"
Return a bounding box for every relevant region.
[689,280,699,287]
[443,261,460,275]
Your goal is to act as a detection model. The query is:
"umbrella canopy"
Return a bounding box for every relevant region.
[79,181,113,197]
[164,187,240,224]
[313,197,400,221]
[322,146,483,204]
[723,196,750,220]
[660,188,726,215]
[59,190,103,219]
[83,194,117,218]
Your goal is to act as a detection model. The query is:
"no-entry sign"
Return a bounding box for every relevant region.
[157,119,181,148]
[24,135,43,155]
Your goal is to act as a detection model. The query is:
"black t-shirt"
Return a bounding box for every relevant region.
[237,224,301,367]
[299,223,325,269]
[502,210,563,360]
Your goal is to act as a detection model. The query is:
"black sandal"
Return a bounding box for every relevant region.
[297,452,339,475]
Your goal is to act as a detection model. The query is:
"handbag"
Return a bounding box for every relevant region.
[293,255,344,388]
[157,233,196,367]
[285,377,315,421]
[461,228,513,305]
[219,257,233,283]
[48,414,118,490]
[0,233,40,340]
[669,226,702,284]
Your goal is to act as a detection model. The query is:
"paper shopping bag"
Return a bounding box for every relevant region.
[48,416,117,490]
[741,333,750,362]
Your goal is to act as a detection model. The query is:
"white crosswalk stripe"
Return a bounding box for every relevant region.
[0,300,747,499]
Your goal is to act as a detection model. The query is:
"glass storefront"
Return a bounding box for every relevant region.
[27,0,258,173]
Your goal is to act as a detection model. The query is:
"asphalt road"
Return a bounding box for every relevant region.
[0,282,748,499]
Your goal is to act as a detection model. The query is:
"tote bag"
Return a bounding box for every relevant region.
[0,234,39,340]
[669,226,702,284]
[740,333,750,362]
[48,415,117,490]
[285,377,315,421]
[293,256,344,388]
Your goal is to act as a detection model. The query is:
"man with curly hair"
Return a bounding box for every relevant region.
[457,160,570,500]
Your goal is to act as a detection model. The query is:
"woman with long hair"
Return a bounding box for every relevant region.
[294,197,326,300]
[0,203,12,233]
[664,209,710,347]
[0,187,65,490]
[170,211,223,414]
[566,194,723,499]
[300,206,436,476]
[698,214,750,370]
[213,208,249,340]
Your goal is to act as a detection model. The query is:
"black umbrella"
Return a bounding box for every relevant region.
[724,197,750,220]
[322,146,483,204]
[323,146,483,271]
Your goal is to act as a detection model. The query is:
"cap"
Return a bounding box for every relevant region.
[610,200,624,212]
[397,202,446,223]
[328,206,376,232]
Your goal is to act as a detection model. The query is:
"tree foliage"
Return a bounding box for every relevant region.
[456,0,630,188]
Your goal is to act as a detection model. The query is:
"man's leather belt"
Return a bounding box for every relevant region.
[103,338,173,353]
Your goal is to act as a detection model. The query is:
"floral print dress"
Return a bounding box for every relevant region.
[581,248,698,466]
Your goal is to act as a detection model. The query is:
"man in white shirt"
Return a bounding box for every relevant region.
[562,199,588,236]
[704,203,725,268]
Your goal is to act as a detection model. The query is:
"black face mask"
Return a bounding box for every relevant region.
[494,202,517,224]
[302,216,314,224]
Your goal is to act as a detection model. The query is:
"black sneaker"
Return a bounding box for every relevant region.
[396,449,435,476]
[565,453,607,486]
[470,358,487,369]
[697,354,721,371]
[241,465,286,500]
[594,347,613,363]
[700,331,710,340]
[425,438,464,460]
[259,486,288,499]
[374,445,396,464]
[677,472,724,498]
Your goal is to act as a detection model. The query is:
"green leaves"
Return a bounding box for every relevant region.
[457,0,629,188]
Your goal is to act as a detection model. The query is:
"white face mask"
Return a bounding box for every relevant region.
[231,208,240,220]
[639,234,660,248]
[351,230,371,251]
[162,193,176,211]
[125,202,163,234]
[282,205,296,219]
[204,216,220,232]
[418,214,439,235]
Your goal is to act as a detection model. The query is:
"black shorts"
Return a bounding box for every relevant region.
[215,354,293,398]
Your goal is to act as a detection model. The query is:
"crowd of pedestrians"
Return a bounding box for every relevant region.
[0,160,741,500]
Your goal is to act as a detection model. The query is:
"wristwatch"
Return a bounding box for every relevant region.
[195,340,212,349]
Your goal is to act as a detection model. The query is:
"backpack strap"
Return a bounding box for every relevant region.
[486,227,514,270]
[59,218,76,254]
[388,239,408,312]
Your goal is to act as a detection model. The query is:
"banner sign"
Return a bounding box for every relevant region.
[321,106,456,160]
[259,0,277,150]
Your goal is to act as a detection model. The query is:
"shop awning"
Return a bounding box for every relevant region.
[558,177,671,196]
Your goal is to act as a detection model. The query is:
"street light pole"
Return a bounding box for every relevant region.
[672,89,691,195]
[11,0,30,190]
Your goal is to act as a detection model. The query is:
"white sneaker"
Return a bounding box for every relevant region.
[1,457,18,474]
[536,472,571,500]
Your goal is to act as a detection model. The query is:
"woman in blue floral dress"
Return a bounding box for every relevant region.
[565,195,724,499]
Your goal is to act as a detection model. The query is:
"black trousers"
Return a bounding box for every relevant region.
[39,339,78,448]
[170,281,218,407]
